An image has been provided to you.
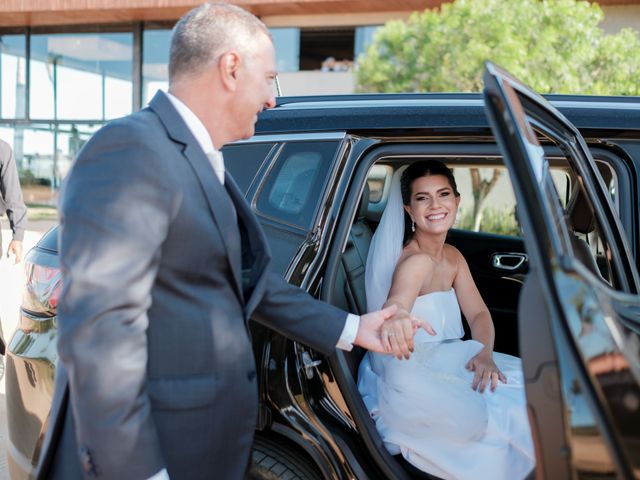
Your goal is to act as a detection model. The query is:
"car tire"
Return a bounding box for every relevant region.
[247,434,322,480]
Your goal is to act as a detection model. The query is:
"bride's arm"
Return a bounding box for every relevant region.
[381,253,437,359]
[452,248,507,392]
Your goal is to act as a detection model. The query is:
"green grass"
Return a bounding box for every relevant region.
[458,207,521,236]
[26,204,58,221]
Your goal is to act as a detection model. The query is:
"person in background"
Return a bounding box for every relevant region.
[0,138,27,264]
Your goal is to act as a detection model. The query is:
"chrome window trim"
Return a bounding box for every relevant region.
[271,98,640,112]
[232,132,347,144]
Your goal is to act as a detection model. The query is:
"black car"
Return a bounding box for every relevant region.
[6,65,640,480]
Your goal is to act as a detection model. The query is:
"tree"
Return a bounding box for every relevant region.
[356,0,640,95]
[356,0,640,230]
[470,168,501,231]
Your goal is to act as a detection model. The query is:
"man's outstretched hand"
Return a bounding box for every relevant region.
[355,305,435,359]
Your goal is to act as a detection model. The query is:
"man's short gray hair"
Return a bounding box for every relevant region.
[169,3,270,82]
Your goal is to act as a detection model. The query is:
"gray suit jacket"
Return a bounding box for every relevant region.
[36,91,347,480]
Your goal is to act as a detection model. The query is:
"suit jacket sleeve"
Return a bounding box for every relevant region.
[0,140,27,241]
[57,117,173,479]
[251,271,347,355]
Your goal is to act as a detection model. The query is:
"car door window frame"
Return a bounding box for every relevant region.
[484,61,640,479]
[319,141,543,479]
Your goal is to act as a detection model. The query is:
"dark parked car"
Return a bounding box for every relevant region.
[6,64,640,480]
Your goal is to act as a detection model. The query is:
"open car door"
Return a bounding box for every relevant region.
[483,62,640,479]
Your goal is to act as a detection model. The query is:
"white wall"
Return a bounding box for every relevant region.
[277,71,355,96]
[600,5,640,33]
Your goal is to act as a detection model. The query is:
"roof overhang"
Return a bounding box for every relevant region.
[0,0,442,27]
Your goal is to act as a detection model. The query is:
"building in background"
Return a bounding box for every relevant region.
[0,0,639,205]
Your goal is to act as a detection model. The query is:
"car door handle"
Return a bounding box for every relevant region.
[491,253,528,271]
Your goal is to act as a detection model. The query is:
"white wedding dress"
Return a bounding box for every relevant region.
[358,288,536,480]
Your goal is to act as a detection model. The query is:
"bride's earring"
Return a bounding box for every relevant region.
[411,220,416,232]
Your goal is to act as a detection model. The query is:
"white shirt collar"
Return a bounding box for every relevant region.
[166,91,216,155]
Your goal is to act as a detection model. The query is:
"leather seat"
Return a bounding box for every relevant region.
[339,183,373,379]
[565,161,614,281]
[565,183,605,279]
[342,183,372,315]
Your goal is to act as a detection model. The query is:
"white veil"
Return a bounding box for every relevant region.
[365,166,407,312]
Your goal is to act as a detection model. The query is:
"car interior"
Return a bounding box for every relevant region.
[326,155,524,478]
[324,152,617,479]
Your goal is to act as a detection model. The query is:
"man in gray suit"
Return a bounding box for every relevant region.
[36,3,423,480]
[0,139,27,264]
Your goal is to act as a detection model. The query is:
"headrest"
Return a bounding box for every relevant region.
[566,187,595,235]
[358,183,370,221]
[566,162,612,235]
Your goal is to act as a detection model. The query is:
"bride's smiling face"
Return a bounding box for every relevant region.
[404,174,460,235]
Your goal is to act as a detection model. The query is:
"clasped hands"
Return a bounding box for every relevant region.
[355,304,436,360]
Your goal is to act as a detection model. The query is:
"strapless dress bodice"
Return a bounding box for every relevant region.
[411,288,464,343]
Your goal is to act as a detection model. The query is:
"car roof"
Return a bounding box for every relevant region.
[255,93,640,136]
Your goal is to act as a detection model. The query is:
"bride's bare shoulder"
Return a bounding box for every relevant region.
[397,248,435,271]
[393,252,434,288]
[444,244,466,264]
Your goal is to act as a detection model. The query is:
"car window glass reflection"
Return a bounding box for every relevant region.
[256,141,338,228]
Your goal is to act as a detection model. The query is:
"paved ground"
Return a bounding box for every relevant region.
[0,219,57,480]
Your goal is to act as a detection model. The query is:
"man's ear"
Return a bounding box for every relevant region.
[219,51,241,91]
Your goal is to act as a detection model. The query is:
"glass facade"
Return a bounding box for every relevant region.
[355,25,382,60]
[272,25,380,73]
[142,26,171,105]
[0,123,100,196]
[0,22,381,206]
[29,32,133,120]
[0,34,27,119]
[0,26,143,205]
[271,28,300,72]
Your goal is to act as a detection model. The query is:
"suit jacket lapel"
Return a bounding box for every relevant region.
[224,173,271,316]
[148,91,244,303]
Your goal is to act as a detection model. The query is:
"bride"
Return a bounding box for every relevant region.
[358,160,535,480]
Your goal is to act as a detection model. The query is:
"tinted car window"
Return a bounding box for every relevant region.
[449,165,572,238]
[367,164,390,204]
[256,141,338,228]
[223,143,275,195]
[452,166,519,236]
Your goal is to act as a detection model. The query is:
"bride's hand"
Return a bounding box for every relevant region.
[381,308,436,360]
[465,350,507,393]
[356,305,399,353]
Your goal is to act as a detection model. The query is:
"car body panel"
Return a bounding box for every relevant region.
[6,245,58,480]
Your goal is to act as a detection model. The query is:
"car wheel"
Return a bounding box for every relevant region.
[247,434,322,480]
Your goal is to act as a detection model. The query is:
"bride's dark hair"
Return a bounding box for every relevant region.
[400,160,459,242]
[400,160,459,204]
